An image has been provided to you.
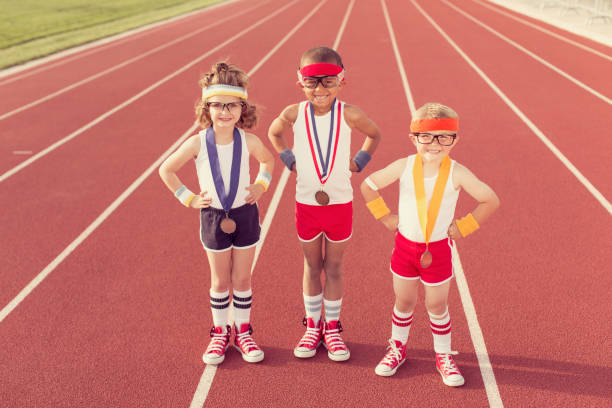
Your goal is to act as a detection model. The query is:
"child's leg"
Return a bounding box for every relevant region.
[391,276,419,344]
[229,245,264,363]
[424,281,451,353]
[205,249,232,328]
[301,235,324,296]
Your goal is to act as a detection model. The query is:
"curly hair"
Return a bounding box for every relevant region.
[195,61,258,129]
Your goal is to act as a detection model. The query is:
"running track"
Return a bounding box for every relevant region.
[1,0,610,406]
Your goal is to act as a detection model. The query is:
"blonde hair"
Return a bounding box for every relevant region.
[195,61,258,129]
[412,102,458,120]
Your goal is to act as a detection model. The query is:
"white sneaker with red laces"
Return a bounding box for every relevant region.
[293,317,323,358]
[202,325,231,365]
[375,339,407,376]
[323,320,350,361]
[435,352,465,387]
[234,323,264,363]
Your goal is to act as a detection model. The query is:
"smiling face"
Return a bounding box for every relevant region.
[206,94,244,130]
[410,130,458,162]
[297,58,344,115]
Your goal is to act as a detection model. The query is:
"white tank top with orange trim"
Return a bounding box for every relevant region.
[398,154,460,243]
[194,128,251,210]
[292,100,352,205]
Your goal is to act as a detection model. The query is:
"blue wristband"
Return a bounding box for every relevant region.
[353,150,371,172]
[279,149,296,170]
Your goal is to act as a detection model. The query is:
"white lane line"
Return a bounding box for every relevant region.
[0,121,196,323]
[451,245,504,408]
[0,2,267,121]
[0,0,240,84]
[472,0,612,61]
[442,0,611,105]
[0,0,299,185]
[191,0,361,406]
[381,1,504,407]
[411,0,612,215]
[332,0,356,50]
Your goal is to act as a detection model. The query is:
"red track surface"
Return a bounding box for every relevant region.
[1,0,610,406]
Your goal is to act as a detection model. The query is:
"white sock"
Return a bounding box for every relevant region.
[429,309,451,353]
[210,289,230,330]
[303,293,323,325]
[324,298,342,322]
[391,306,413,344]
[233,289,252,329]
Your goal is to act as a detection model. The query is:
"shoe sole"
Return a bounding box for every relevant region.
[436,367,465,387]
[203,354,225,365]
[375,358,406,377]
[234,345,264,363]
[293,341,321,358]
[322,343,350,361]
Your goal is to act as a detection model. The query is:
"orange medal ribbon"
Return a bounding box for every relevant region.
[413,154,451,268]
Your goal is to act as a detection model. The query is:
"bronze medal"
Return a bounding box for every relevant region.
[220,216,236,234]
[315,190,330,206]
[420,249,433,268]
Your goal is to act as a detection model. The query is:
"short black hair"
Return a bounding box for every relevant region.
[300,46,343,67]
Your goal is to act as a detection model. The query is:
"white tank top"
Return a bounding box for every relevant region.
[398,154,460,243]
[194,128,251,210]
[292,100,352,205]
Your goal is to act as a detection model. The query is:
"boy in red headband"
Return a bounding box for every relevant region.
[268,46,381,361]
[360,102,499,385]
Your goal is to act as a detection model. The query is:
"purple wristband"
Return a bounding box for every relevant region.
[353,150,371,172]
[280,149,296,170]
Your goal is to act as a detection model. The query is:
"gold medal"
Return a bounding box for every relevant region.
[420,247,433,268]
[220,215,236,234]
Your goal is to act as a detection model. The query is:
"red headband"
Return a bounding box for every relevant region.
[299,63,343,77]
[410,118,458,132]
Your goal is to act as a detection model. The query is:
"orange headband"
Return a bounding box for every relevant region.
[410,118,458,132]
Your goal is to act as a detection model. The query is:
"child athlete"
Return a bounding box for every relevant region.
[159,61,274,365]
[268,46,381,361]
[361,102,499,386]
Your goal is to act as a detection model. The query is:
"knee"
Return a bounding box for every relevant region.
[395,296,417,313]
[425,299,448,316]
[323,258,342,277]
[211,278,230,293]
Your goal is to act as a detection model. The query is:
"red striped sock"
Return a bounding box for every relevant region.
[429,310,451,353]
[391,306,413,344]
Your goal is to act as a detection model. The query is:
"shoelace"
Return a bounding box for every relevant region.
[299,326,322,347]
[236,331,260,352]
[324,328,346,351]
[206,333,229,354]
[438,351,460,374]
[381,341,403,365]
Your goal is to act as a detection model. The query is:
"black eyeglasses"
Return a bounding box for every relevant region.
[412,132,456,146]
[205,101,245,112]
[300,75,340,89]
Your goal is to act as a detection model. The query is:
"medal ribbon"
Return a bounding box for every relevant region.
[305,99,341,184]
[413,154,451,244]
[206,127,242,212]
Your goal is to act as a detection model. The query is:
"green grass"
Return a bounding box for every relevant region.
[0,0,225,69]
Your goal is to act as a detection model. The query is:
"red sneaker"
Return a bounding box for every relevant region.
[293,317,323,358]
[435,352,465,387]
[202,325,231,365]
[375,339,407,376]
[323,320,350,361]
[234,323,264,363]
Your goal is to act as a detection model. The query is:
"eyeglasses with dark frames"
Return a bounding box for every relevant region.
[300,75,340,89]
[411,132,456,146]
[205,101,245,112]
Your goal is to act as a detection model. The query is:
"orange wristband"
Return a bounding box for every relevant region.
[366,196,391,220]
[456,213,479,237]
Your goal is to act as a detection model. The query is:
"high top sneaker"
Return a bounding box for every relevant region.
[435,352,465,387]
[234,323,264,363]
[293,317,323,358]
[323,320,350,361]
[375,339,407,376]
[202,325,231,365]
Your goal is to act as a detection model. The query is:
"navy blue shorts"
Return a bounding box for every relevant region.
[200,203,261,251]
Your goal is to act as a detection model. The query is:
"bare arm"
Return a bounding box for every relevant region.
[360,158,407,231]
[344,104,382,172]
[158,134,212,209]
[268,104,299,171]
[244,132,275,204]
[448,163,500,239]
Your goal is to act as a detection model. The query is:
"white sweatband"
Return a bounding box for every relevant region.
[255,170,272,191]
[364,177,379,191]
[175,185,196,207]
[202,84,248,100]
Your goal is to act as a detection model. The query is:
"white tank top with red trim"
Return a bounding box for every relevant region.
[398,154,460,243]
[292,100,352,205]
[194,128,251,210]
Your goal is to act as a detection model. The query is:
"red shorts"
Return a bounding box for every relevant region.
[295,201,352,242]
[390,233,454,286]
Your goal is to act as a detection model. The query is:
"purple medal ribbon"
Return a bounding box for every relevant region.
[205,127,242,212]
[309,98,336,180]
